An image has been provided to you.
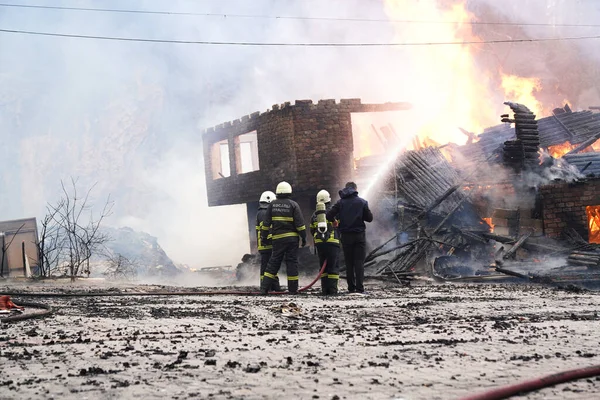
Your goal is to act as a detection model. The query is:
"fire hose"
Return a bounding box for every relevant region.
[459,364,600,400]
[1,261,328,322]
[1,301,54,323]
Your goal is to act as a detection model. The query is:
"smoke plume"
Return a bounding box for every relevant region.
[1,0,599,268]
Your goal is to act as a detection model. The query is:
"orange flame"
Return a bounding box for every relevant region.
[548,140,600,159]
[348,1,555,162]
[482,217,494,232]
[383,0,495,147]
[500,74,544,117]
[548,141,577,158]
[586,206,600,244]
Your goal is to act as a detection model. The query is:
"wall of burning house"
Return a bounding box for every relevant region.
[540,179,600,241]
[202,98,411,207]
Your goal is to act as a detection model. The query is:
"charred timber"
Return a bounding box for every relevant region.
[567,259,598,267]
[406,151,457,192]
[518,135,542,140]
[568,254,600,262]
[417,184,462,219]
[503,232,532,260]
[514,123,539,129]
[482,232,516,243]
[570,250,600,256]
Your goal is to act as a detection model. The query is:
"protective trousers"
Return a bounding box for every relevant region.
[261,238,299,294]
[341,231,366,293]
[316,244,340,295]
[259,250,280,291]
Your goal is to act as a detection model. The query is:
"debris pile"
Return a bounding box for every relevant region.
[361,102,600,289]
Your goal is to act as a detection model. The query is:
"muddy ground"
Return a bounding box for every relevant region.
[1,280,599,400]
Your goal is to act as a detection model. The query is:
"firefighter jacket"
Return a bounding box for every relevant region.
[256,203,272,252]
[262,197,307,243]
[310,204,340,246]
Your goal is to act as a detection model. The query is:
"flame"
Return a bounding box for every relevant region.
[482,217,494,232]
[548,140,599,158]
[586,206,600,244]
[500,74,543,117]
[350,1,553,163]
[548,141,576,158]
[383,0,495,147]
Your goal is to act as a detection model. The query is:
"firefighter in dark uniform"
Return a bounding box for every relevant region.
[256,190,281,291]
[260,181,307,295]
[327,182,373,294]
[310,189,340,295]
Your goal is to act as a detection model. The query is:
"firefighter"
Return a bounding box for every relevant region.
[260,181,307,295]
[256,190,281,291]
[326,182,373,294]
[310,189,340,295]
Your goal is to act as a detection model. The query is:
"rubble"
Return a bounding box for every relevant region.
[360,102,600,289]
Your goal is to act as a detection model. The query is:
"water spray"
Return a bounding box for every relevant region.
[361,133,417,200]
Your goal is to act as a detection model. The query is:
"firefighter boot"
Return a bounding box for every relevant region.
[288,279,299,295]
[320,276,329,295]
[260,276,275,295]
[327,276,339,295]
[273,275,282,292]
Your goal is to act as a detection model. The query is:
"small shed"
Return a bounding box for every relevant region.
[0,218,39,277]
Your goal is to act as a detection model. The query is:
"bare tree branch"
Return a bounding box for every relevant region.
[39,178,113,279]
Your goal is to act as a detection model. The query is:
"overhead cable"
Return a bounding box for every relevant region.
[1,28,600,46]
[1,3,599,28]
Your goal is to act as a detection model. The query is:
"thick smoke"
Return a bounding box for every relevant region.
[0,0,409,267]
[1,0,599,268]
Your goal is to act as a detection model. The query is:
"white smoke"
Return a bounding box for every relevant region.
[0,0,408,268]
[1,0,600,268]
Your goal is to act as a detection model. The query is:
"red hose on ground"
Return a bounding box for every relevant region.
[460,364,600,400]
[1,260,328,298]
[271,260,327,295]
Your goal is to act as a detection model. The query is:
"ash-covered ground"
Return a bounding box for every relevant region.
[1,280,599,400]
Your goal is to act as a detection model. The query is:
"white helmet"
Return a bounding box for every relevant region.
[259,190,276,203]
[276,181,292,195]
[316,189,331,203]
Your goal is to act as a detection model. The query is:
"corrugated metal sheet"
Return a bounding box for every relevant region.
[563,153,600,177]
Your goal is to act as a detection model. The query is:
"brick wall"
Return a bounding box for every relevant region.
[540,178,600,239]
[203,106,295,206]
[202,98,411,207]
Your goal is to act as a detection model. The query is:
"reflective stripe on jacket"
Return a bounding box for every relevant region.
[263,197,306,241]
[256,204,272,251]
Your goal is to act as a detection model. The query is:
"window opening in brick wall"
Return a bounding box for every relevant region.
[235,131,260,174]
[586,205,600,243]
[211,139,230,179]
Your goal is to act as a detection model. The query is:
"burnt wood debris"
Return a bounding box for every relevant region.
[357,102,600,289]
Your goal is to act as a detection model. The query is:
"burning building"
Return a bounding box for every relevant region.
[202,94,600,287]
[362,101,600,285]
[201,98,411,250]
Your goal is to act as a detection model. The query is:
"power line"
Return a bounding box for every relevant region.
[1,27,600,46]
[1,2,600,28]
